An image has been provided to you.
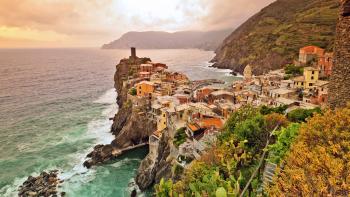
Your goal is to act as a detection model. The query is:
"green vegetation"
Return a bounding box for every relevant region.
[173,127,187,148]
[260,105,287,115]
[129,87,137,96]
[155,106,293,196]
[284,64,303,76]
[267,123,300,164]
[287,107,321,122]
[155,104,347,196]
[215,0,338,73]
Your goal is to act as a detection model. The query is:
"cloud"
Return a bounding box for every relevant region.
[195,0,276,31]
[0,0,276,47]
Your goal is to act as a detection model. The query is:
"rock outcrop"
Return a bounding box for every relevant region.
[18,170,64,197]
[328,0,350,108]
[212,0,338,75]
[135,119,178,190]
[84,55,156,168]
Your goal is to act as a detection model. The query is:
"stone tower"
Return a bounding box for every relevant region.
[130,47,137,59]
[328,0,350,108]
[243,64,253,81]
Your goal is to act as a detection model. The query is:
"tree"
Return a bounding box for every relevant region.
[286,107,321,122]
[284,64,303,76]
[268,105,350,196]
[234,114,268,153]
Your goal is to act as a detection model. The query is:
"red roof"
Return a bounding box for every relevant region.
[300,46,325,55]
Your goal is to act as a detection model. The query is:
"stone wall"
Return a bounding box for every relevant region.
[328,0,350,108]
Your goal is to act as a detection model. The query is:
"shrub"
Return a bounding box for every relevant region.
[284,64,303,76]
[287,107,321,122]
[129,87,137,96]
[173,127,187,148]
[260,105,288,115]
[267,123,300,164]
[269,105,350,196]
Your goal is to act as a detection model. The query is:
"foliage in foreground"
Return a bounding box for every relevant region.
[267,123,300,164]
[268,105,350,196]
[156,106,290,196]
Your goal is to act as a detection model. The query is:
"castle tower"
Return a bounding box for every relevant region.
[328,0,350,108]
[130,47,137,59]
[243,64,253,81]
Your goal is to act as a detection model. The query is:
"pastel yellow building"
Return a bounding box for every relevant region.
[292,67,319,89]
[136,81,155,97]
[157,109,167,131]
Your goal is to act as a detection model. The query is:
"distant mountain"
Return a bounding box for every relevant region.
[102,30,232,51]
[212,0,339,74]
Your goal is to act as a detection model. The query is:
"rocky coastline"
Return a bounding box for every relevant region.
[83,55,157,169]
[18,170,64,197]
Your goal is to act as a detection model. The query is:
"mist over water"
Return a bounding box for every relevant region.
[0,48,237,196]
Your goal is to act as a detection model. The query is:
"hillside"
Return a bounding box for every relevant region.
[102,30,232,51]
[212,0,339,74]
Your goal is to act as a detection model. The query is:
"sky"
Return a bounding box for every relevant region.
[0,0,275,48]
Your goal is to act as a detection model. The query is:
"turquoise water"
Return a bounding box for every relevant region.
[0,48,236,196]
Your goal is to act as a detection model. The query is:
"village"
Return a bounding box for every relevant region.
[123,46,333,166]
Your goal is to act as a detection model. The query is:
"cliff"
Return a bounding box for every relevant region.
[102,30,232,51]
[212,0,339,75]
[84,56,156,168]
[329,0,350,108]
[135,118,178,190]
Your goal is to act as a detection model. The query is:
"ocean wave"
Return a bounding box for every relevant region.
[0,89,118,197]
[93,88,117,104]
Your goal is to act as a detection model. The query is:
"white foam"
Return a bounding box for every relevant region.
[93,88,117,104]
[1,89,119,197]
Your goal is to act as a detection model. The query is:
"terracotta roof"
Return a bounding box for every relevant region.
[300,46,324,54]
[188,123,200,132]
[199,118,223,129]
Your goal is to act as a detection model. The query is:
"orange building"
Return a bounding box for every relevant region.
[299,46,325,64]
[136,81,155,98]
[317,52,333,77]
[196,87,215,102]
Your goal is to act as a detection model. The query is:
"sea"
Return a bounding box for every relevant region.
[0,48,239,197]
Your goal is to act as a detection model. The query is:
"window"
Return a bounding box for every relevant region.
[301,82,304,85]
[309,83,313,87]
[312,71,315,74]
[311,76,314,80]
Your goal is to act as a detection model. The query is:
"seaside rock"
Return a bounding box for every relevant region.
[18,170,63,197]
[84,56,156,168]
[136,125,176,190]
[83,144,115,168]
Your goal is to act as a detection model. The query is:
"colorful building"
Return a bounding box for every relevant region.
[292,67,319,89]
[299,46,325,64]
[317,52,333,77]
[136,81,155,97]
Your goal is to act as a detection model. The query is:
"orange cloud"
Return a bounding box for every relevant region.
[0,0,276,48]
